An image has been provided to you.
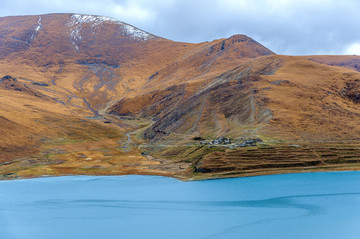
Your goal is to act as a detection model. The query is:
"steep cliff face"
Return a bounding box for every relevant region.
[109,53,360,142]
[108,56,280,141]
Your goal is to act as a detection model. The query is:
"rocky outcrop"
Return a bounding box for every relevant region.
[0,75,51,99]
[342,79,360,103]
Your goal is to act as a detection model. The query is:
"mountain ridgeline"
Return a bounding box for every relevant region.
[1,13,360,180]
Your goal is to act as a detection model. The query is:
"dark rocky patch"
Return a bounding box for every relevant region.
[342,80,360,103]
[32,82,49,86]
[271,80,290,85]
[0,75,51,99]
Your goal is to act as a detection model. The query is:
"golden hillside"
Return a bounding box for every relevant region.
[1,13,360,180]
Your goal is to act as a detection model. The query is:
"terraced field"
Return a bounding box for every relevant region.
[190,143,360,179]
[147,142,360,180]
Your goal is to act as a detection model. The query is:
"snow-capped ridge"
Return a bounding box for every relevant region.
[121,24,155,41]
[69,14,118,27]
[35,16,42,31]
[66,14,155,50]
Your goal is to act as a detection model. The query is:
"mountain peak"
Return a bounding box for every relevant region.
[67,13,156,43]
[69,13,119,24]
[0,13,162,64]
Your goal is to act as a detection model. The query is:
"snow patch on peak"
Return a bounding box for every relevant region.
[35,16,42,31]
[66,14,156,52]
[29,16,42,43]
[67,14,119,52]
[69,14,118,27]
[66,14,102,52]
[121,24,154,41]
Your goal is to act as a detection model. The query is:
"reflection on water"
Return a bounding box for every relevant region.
[1,172,360,239]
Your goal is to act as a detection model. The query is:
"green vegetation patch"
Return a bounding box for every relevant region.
[153,145,226,164]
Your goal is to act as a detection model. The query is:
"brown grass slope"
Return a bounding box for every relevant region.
[1,13,360,179]
[0,14,272,112]
[109,54,360,142]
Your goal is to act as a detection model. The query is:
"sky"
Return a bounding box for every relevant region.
[1,0,360,55]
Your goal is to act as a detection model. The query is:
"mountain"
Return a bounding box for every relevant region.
[0,13,360,180]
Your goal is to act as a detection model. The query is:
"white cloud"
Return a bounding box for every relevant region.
[109,3,155,23]
[344,43,360,55]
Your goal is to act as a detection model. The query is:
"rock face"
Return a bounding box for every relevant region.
[2,75,35,94]
[0,75,51,99]
[109,55,282,141]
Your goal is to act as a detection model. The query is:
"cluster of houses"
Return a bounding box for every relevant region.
[198,137,263,147]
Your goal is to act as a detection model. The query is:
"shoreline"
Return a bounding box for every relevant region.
[2,167,360,182]
[2,140,360,182]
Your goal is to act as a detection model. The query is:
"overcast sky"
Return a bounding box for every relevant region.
[1,0,360,55]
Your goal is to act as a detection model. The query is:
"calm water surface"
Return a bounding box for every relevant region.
[1,172,360,239]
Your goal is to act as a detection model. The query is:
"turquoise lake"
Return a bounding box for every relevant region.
[1,171,360,239]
